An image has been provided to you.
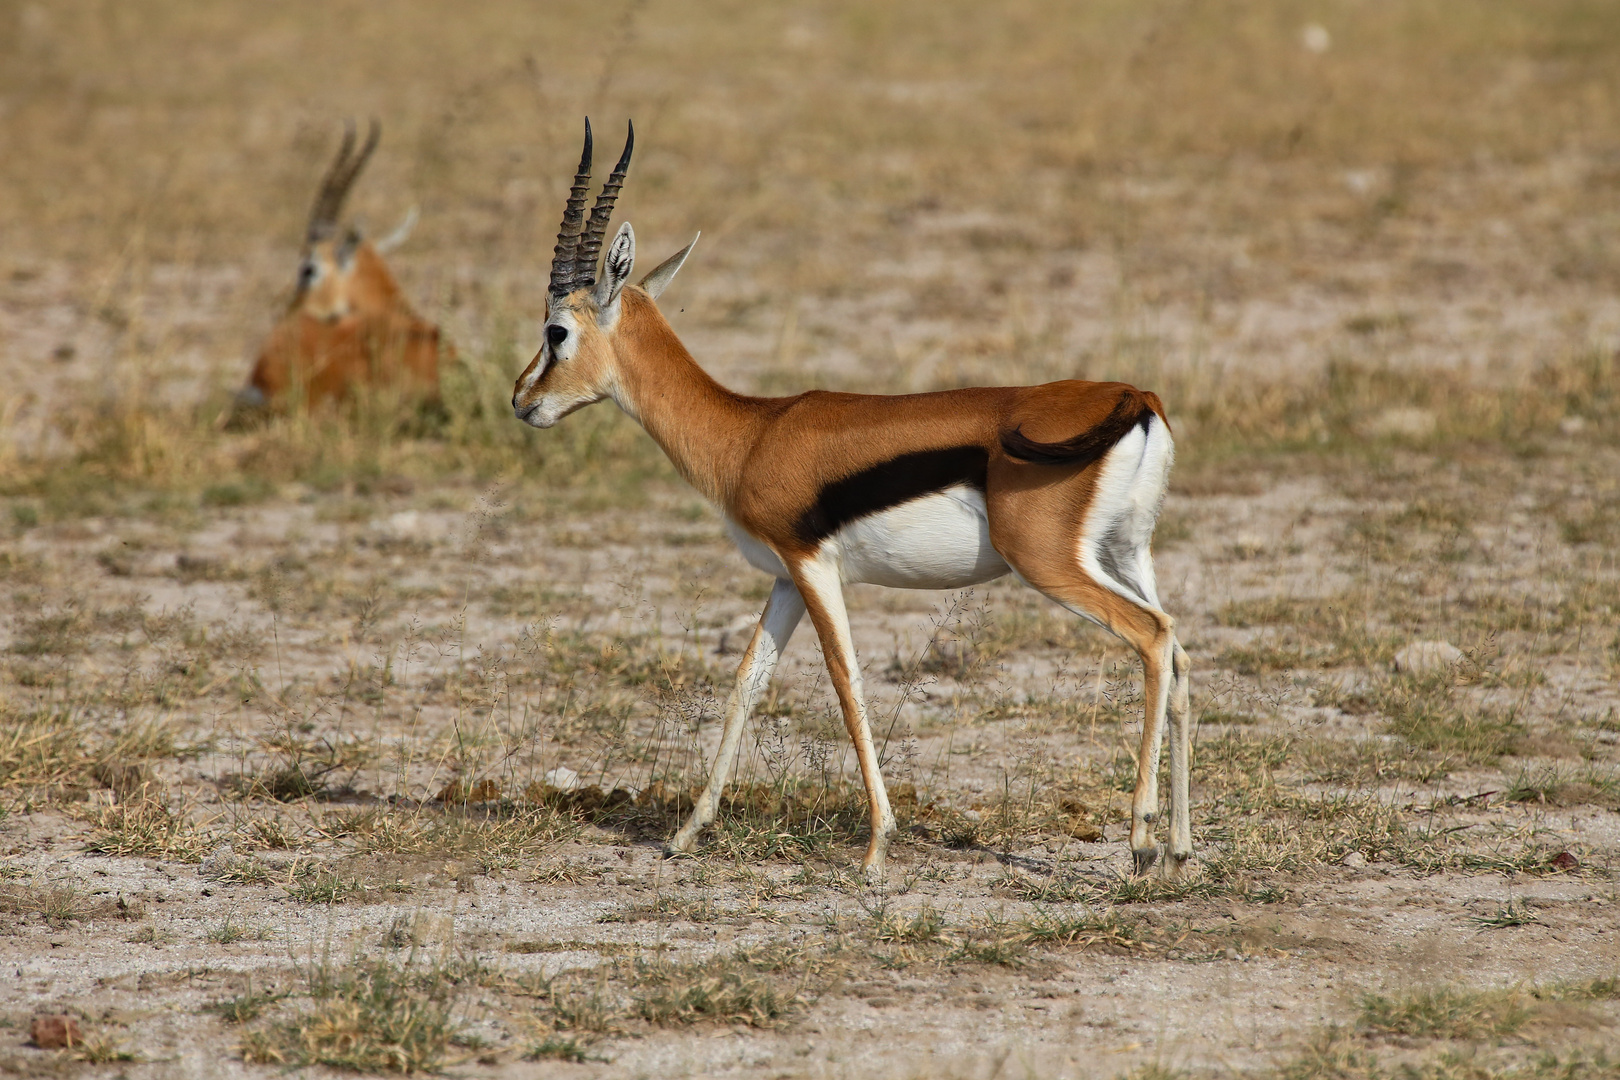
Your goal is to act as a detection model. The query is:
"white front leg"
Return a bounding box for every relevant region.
[669,576,805,853]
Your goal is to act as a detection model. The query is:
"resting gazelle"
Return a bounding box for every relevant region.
[240,119,446,411]
[513,120,1192,880]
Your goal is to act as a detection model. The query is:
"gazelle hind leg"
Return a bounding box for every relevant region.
[1128,625,1175,876]
[987,407,1183,876]
[1006,571,1175,876]
[669,577,805,855]
[1164,638,1194,877]
[790,554,895,882]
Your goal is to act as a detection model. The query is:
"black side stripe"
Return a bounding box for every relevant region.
[794,445,989,544]
[1000,395,1153,467]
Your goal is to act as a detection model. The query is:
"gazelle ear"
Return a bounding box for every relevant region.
[593,221,635,312]
[638,232,699,301]
[374,205,418,253]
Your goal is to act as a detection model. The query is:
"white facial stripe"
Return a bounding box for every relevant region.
[518,359,544,398]
[520,312,580,397]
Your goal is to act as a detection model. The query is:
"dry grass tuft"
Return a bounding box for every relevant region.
[0,879,129,927]
[1357,985,1532,1041]
[527,946,812,1040]
[631,959,795,1028]
[239,953,466,1073]
[1014,908,1159,955]
[1375,676,1526,765]
[80,795,213,863]
[0,706,86,795]
[205,986,289,1025]
[282,862,413,906]
[341,805,578,873]
[524,1035,591,1063]
[205,912,276,944]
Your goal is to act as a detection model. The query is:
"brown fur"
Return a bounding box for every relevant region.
[515,284,1189,878]
[250,286,443,407]
[245,212,446,409]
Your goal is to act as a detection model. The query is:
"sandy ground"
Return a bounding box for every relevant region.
[1,418,1617,1075]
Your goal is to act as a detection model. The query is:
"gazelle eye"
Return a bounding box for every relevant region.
[547,324,569,348]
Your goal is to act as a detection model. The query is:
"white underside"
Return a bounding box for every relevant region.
[725,420,1172,615]
[726,484,1010,589]
[834,484,1011,588]
[725,518,791,579]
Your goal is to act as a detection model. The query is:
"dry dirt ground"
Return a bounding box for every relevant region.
[1,421,1618,1078]
[5,3,1620,1078]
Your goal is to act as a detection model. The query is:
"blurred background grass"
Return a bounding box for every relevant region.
[1,0,1618,514]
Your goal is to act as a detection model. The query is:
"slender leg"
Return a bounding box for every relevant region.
[668,577,806,854]
[791,554,895,882]
[1164,638,1193,876]
[985,409,1189,876]
[1011,571,1175,876]
[1127,623,1174,876]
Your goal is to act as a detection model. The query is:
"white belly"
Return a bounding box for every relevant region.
[725,517,791,578]
[833,485,1009,589]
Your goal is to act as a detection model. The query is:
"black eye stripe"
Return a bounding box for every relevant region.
[547,324,569,347]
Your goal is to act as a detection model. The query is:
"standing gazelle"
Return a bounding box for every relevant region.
[239,119,446,411]
[514,121,1192,880]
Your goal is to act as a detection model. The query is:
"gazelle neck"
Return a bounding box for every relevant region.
[350,244,408,313]
[608,288,765,506]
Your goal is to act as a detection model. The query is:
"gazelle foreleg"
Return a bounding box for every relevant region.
[791,555,896,882]
[668,576,805,854]
[1165,638,1193,875]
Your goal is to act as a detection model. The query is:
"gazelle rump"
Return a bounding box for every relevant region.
[240,119,446,411]
[513,121,1192,880]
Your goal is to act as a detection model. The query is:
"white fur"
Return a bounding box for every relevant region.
[725,517,791,578]
[514,307,586,427]
[670,576,805,854]
[832,485,1010,589]
[593,222,636,315]
[1077,415,1174,611]
[724,485,1009,591]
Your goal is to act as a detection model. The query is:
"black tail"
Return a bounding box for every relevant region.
[1000,392,1154,467]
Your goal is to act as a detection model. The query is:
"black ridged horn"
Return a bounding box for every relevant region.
[574,120,634,292]
[549,119,594,297]
[306,118,380,243]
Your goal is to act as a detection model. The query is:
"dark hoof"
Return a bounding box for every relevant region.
[1132,846,1160,876]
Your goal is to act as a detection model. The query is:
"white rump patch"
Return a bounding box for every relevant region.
[1077,415,1174,610]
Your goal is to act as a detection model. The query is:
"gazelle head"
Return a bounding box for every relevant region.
[513,119,697,428]
[293,119,410,323]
